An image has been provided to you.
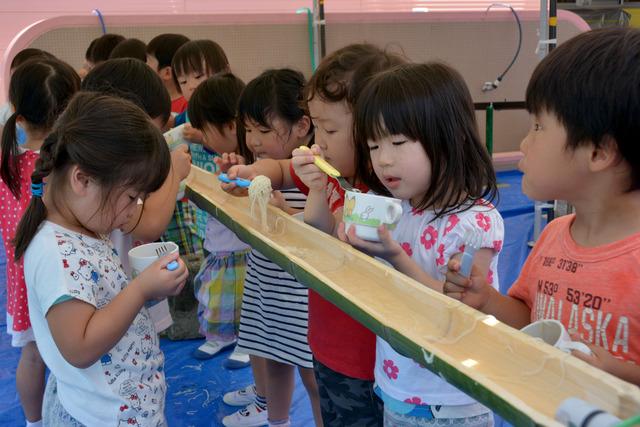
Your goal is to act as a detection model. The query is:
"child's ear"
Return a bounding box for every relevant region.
[294,116,311,138]
[159,66,173,82]
[589,136,622,173]
[69,165,92,196]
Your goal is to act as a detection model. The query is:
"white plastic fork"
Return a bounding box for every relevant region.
[459,230,482,277]
[156,245,179,271]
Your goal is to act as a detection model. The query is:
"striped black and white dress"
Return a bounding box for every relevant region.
[236,188,313,367]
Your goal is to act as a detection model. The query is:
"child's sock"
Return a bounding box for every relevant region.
[26,420,42,427]
[268,418,290,427]
[255,394,268,411]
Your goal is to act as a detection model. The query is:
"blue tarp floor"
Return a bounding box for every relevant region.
[0,170,534,427]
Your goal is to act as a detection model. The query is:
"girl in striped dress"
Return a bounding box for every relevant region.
[220,69,322,427]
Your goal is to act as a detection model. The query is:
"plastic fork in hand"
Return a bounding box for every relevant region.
[218,173,252,188]
[459,230,482,277]
[298,146,356,191]
[155,245,179,271]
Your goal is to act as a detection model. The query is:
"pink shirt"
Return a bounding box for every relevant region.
[0,150,39,332]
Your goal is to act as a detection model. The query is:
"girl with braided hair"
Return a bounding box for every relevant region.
[14,92,189,426]
[0,57,79,427]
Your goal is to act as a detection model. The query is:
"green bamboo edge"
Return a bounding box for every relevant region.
[186,186,541,426]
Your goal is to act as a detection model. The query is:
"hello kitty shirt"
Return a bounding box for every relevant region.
[376,200,503,406]
[25,221,166,426]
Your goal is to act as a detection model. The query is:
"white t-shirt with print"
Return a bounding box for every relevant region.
[375,200,504,406]
[25,221,166,426]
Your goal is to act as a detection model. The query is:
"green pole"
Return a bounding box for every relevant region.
[486,102,494,155]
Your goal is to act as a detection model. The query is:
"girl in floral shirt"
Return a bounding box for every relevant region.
[339,62,504,426]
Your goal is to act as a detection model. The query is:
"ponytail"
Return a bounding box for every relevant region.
[0,113,20,198]
[14,132,56,260]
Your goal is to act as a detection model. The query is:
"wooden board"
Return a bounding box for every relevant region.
[185,166,640,426]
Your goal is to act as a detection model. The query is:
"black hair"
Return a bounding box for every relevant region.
[354,62,498,217]
[109,38,147,62]
[188,72,252,162]
[238,68,310,136]
[526,27,640,191]
[306,43,406,108]
[1,58,80,199]
[10,48,55,71]
[87,34,126,64]
[171,40,229,87]
[147,33,190,69]
[14,92,171,259]
[81,58,171,125]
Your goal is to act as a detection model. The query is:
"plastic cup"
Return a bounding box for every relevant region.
[128,242,179,332]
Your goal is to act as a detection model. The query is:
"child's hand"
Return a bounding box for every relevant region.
[220,164,255,197]
[182,123,204,143]
[171,144,192,181]
[292,145,327,192]
[134,252,188,301]
[337,222,403,262]
[214,152,245,173]
[444,257,491,309]
[269,190,286,210]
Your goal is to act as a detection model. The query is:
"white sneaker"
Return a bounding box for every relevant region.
[224,347,251,369]
[223,384,257,406]
[222,402,268,427]
[191,338,236,360]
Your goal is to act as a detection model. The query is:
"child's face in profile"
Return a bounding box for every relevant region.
[308,98,356,178]
[177,69,208,102]
[201,122,237,155]
[245,117,306,161]
[519,110,586,202]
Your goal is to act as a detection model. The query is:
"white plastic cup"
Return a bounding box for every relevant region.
[521,319,592,355]
[342,191,403,241]
[128,242,179,332]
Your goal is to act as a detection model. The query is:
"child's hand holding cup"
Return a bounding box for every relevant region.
[342,191,403,242]
[128,242,187,332]
[520,319,592,355]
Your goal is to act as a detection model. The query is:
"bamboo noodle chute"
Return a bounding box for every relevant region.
[185,166,640,426]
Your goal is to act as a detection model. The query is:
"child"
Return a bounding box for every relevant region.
[219,69,322,427]
[16,92,189,425]
[226,44,404,426]
[338,62,502,427]
[0,48,56,127]
[187,73,252,362]
[0,58,79,427]
[84,33,125,70]
[146,33,190,115]
[445,27,640,386]
[109,38,147,62]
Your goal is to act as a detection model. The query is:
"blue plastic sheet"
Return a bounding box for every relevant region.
[0,171,533,426]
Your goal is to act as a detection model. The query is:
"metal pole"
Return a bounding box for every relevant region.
[319,0,326,58]
[485,103,494,155]
[538,0,549,59]
[549,0,557,52]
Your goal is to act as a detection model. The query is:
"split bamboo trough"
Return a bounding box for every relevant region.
[185,166,640,426]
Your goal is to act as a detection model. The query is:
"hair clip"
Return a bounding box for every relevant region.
[31,182,44,197]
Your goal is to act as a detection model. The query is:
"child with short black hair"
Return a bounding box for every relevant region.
[445,27,640,386]
[108,38,147,62]
[187,72,252,364]
[147,33,190,114]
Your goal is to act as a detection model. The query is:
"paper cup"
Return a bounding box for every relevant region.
[128,242,179,332]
